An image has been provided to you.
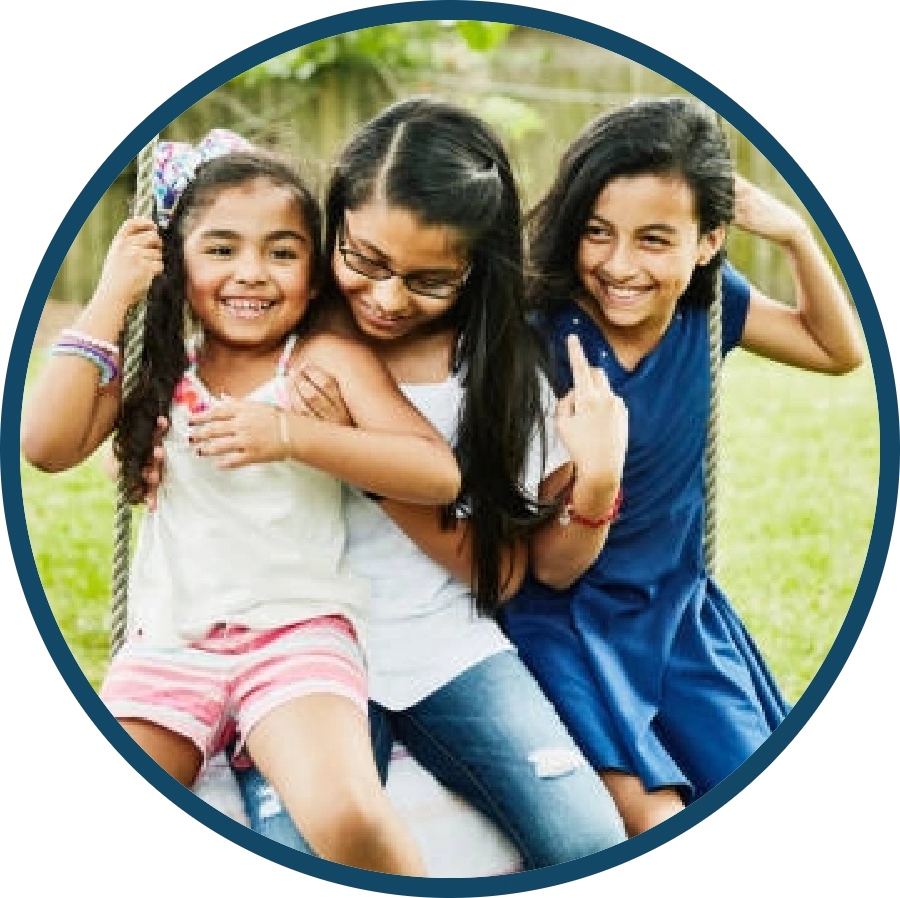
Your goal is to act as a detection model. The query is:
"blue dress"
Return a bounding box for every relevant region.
[502,264,790,801]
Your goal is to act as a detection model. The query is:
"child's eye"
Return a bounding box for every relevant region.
[205,245,232,257]
[583,226,611,242]
[641,234,672,248]
[271,247,299,260]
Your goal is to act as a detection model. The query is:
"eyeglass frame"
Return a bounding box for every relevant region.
[337,218,473,300]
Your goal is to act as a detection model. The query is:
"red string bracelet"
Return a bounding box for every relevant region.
[559,483,623,528]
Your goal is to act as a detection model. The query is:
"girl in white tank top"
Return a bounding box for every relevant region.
[21,135,460,875]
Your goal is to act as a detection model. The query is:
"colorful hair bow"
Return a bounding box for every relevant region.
[152,129,252,227]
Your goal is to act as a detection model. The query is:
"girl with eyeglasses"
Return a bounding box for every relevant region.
[192,97,630,867]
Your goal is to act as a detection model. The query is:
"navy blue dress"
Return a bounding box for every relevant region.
[502,264,790,801]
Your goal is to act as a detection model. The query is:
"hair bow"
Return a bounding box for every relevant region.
[152,129,252,227]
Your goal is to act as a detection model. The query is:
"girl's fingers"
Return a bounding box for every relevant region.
[190,401,236,426]
[566,334,593,392]
[287,380,314,417]
[299,364,342,406]
[120,217,154,231]
[556,390,576,419]
[195,434,242,457]
[590,366,611,393]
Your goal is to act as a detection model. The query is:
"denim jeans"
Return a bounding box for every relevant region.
[237,649,625,869]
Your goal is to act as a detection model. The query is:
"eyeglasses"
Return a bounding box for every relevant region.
[338,219,472,300]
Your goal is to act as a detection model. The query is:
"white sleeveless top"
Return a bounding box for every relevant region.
[128,336,369,647]
[346,371,567,709]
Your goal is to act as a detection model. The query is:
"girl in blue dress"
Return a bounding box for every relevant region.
[502,97,865,836]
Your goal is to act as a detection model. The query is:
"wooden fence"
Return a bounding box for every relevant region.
[47,29,842,309]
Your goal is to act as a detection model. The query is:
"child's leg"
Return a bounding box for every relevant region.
[600,771,684,837]
[118,718,203,787]
[245,694,425,876]
[102,640,226,789]
[388,651,626,866]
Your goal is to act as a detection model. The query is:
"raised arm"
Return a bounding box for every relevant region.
[734,176,865,374]
[529,336,628,590]
[21,219,163,472]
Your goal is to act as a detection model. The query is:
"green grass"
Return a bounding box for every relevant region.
[20,350,879,702]
[718,352,878,701]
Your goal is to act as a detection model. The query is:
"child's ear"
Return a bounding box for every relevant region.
[696,225,727,266]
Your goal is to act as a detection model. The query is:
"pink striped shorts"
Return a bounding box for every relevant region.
[101,615,366,762]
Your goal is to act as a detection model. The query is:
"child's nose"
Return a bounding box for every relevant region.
[234,251,267,284]
[372,276,409,313]
[603,241,639,281]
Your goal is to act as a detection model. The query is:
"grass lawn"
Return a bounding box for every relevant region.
[19,347,879,702]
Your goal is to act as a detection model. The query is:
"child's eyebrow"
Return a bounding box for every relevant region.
[347,227,464,275]
[586,216,680,235]
[637,223,680,234]
[267,229,308,243]
[197,228,307,242]
[349,232,389,258]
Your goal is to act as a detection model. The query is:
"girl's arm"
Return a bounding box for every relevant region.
[375,501,529,600]
[282,359,528,598]
[293,337,611,597]
[528,336,628,590]
[734,176,865,373]
[190,334,461,505]
[21,219,163,472]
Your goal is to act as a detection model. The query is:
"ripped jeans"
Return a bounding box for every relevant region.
[237,649,626,868]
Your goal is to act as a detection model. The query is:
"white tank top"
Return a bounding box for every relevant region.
[128,335,369,647]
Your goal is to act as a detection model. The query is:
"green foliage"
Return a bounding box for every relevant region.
[232,21,515,87]
[472,95,545,142]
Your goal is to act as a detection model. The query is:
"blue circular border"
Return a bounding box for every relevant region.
[2,2,897,895]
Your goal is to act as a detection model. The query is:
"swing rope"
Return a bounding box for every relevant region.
[110,136,159,657]
[703,271,723,577]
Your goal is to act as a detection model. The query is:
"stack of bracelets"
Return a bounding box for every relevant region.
[50,328,121,387]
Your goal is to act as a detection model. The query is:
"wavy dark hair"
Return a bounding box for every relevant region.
[529,97,735,318]
[325,96,556,615]
[115,151,322,502]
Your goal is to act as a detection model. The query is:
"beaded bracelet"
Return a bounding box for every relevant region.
[60,328,120,358]
[50,338,120,386]
[559,483,623,528]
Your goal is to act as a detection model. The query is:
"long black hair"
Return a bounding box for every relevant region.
[530,97,735,317]
[115,151,322,502]
[325,96,556,615]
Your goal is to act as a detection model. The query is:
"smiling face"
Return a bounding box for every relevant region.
[577,173,724,341]
[332,200,469,343]
[182,177,316,355]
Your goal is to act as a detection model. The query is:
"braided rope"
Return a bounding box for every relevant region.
[703,268,724,577]
[110,136,159,657]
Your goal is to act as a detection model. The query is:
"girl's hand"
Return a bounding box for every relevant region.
[284,363,353,426]
[557,335,628,490]
[189,397,291,469]
[95,218,163,309]
[733,175,808,247]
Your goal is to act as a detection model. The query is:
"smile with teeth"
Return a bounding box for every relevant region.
[599,281,652,305]
[220,297,277,319]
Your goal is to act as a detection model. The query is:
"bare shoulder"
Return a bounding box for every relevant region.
[297,331,385,381]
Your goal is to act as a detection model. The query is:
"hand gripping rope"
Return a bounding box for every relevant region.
[110,135,159,657]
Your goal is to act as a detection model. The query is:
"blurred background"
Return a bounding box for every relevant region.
[51,22,835,306]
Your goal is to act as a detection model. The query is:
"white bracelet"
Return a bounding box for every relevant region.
[275,407,291,459]
[61,328,121,357]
